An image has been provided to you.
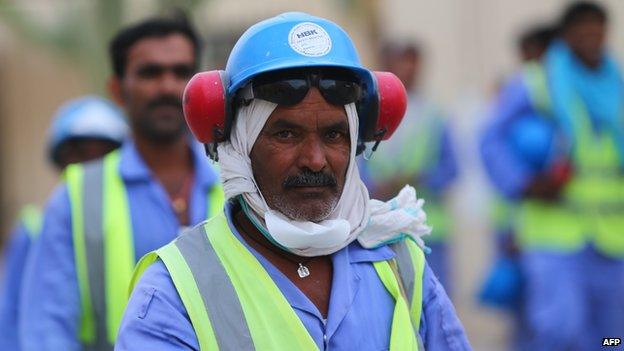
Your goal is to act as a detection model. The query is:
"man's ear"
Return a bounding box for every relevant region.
[107,76,125,107]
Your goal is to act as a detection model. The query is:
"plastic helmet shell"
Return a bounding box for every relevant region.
[225,12,374,98]
[509,113,555,171]
[48,96,129,161]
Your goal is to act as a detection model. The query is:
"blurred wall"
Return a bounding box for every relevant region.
[0,23,89,242]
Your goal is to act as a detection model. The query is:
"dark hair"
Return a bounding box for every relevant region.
[109,16,201,77]
[560,1,607,31]
[380,41,421,60]
[518,25,556,51]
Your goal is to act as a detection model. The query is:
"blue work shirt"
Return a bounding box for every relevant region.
[0,221,36,350]
[480,74,536,199]
[19,141,220,351]
[116,203,472,350]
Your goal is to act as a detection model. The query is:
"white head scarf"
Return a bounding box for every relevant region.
[218,99,430,257]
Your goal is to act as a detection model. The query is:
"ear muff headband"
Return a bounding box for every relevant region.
[183,70,407,150]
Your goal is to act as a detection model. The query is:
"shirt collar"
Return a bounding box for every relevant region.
[118,139,220,189]
[346,240,395,263]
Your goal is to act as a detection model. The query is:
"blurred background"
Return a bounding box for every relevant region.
[1,0,624,349]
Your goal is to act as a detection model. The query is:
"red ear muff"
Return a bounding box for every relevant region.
[370,71,407,141]
[183,70,229,144]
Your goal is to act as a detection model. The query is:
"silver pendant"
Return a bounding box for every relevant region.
[297,263,310,278]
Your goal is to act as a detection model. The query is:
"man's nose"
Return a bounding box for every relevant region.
[297,136,328,172]
[158,72,186,97]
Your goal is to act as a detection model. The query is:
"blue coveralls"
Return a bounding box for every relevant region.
[116,202,473,350]
[19,141,220,350]
[480,46,624,350]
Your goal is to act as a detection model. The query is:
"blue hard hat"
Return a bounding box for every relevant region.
[478,256,523,310]
[48,96,129,161]
[225,12,375,97]
[509,113,555,171]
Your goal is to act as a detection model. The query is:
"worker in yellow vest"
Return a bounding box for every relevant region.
[481,2,624,350]
[116,12,471,351]
[0,96,128,350]
[20,17,223,350]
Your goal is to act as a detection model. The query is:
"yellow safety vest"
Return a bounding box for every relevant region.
[517,63,624,257]
[65,150,225,350]
[132,212,427,350]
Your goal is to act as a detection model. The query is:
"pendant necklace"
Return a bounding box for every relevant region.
[235,213,314,278]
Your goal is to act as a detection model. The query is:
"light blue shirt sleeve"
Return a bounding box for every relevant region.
[19,185,81,351]
[480,74,536,199]
[116,258,471,350]
[0,222,33,350]
[420,262,472,350]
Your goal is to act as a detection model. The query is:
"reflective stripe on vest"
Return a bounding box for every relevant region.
[66,150,225,349]
[131,213,426,350]
[518,64,624,256]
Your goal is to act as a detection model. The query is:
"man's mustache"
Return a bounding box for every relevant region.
[283,170,337,188]
[147,95,182,111]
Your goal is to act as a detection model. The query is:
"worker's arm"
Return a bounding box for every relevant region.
[480,74,536,200]
[19,185,81,351]
[0,222,33,350]
[420,262,473,350]
[115,260,199,350]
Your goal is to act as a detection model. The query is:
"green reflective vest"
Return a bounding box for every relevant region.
[65,150,225,350]
[132,213,427,350]
[517,63,624,257]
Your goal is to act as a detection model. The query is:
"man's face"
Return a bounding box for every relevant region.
[55,139,120,170]
[251,87,351,222]
[111,34,195,143]
[565,18,606,68]
[386,52,420,92]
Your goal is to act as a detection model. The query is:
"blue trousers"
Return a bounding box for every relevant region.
[521,246,624,351]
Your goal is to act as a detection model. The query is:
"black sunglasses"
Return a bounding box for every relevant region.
[237,68,363,107]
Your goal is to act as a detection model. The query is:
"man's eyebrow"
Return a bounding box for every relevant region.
[322,120,349,131]
[267,119,303,130]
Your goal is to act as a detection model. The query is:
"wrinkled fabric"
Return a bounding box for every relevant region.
[115,203,472,351]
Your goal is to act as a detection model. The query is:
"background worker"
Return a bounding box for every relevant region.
[0,96,128,351]
[20,16,223,350]
[480,2,624,349]
[478,23,555,351]
[361,41,459,292]
[116,12,471,350]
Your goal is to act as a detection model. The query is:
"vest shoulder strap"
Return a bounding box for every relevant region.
[390,239,426,331]
[207,184,225,219]
[66,150,133,349]
[522,62,552,115]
